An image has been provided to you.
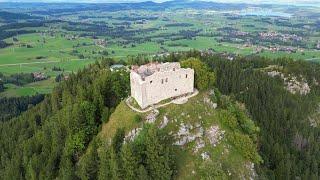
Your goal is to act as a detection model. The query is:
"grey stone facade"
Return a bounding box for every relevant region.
[130,62,194,109]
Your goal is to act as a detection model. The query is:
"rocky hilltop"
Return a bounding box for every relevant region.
[97,90,261,179]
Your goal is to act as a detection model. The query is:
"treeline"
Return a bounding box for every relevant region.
[114,16,158,21]
[0,94,44,122]
[0,11,42,22]
[164,23,193,27]
[63,22,157,40]
[0,29,36,41]
[0,20,60,41]
[203,56,320,179]
[0,21,44,31]
[62,20,201,46]
[0,40,12,48]
[0,73,35,86]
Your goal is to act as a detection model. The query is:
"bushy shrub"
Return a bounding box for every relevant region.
[227,132,262,163]
[134,114,142,123]
[181,58,216,91]
[219,110,238,130]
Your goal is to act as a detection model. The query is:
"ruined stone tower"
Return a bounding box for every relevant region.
[130,62,194,109]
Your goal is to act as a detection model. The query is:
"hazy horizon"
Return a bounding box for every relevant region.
[0,0,319,6]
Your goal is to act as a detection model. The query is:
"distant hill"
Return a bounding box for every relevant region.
[0,11,42,22]
[0,1,282,15]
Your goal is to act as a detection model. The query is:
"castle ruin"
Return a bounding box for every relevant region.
[130,62,194,109]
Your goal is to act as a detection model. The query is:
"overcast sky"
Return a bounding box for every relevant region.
[0,0,319,6]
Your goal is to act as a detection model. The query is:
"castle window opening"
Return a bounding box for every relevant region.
[186,74,188,78]
[150,80,153,84]
[161,79,164,84]
[165,78,168,82]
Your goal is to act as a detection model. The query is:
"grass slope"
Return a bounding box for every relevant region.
[98,92,260,179]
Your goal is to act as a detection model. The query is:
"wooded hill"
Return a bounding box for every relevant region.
[0,53,319,179]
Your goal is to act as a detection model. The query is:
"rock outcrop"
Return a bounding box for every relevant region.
[267,71,310,95]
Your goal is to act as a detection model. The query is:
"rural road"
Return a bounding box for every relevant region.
[0,59,91,67]
[0,60,60,67]
[0,54,131,67]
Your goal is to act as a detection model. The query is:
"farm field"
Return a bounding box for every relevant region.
[0,2,319,97]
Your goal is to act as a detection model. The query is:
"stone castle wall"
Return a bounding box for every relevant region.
[130,62,194,109]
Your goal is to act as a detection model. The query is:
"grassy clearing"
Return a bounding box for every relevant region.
[99,101,143,140]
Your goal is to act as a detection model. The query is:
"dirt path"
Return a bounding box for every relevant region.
[126,89,199,113]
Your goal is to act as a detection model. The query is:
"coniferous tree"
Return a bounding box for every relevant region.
[98,146,112,180]
[76,140,99,180]
[59,156,75,180]
[144,126,173,180]
[137,165,149,180]
[120,143,139,180]
[0,80,4,92]
[112,128,125,155]
[109,148,120,180]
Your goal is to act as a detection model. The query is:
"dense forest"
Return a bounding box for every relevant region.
[204,55,320,179]
[88,124,177,180]
[0,52,319,179]
[155,51,320,179]
[0,60,130,179]
[0,94,44,122]
[0,59,177,179]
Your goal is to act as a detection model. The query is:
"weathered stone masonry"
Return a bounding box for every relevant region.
[130,62,194,109]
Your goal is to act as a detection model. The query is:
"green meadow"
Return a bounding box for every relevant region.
[0,8,319,97]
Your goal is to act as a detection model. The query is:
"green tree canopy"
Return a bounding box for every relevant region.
[181,57,215,91]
